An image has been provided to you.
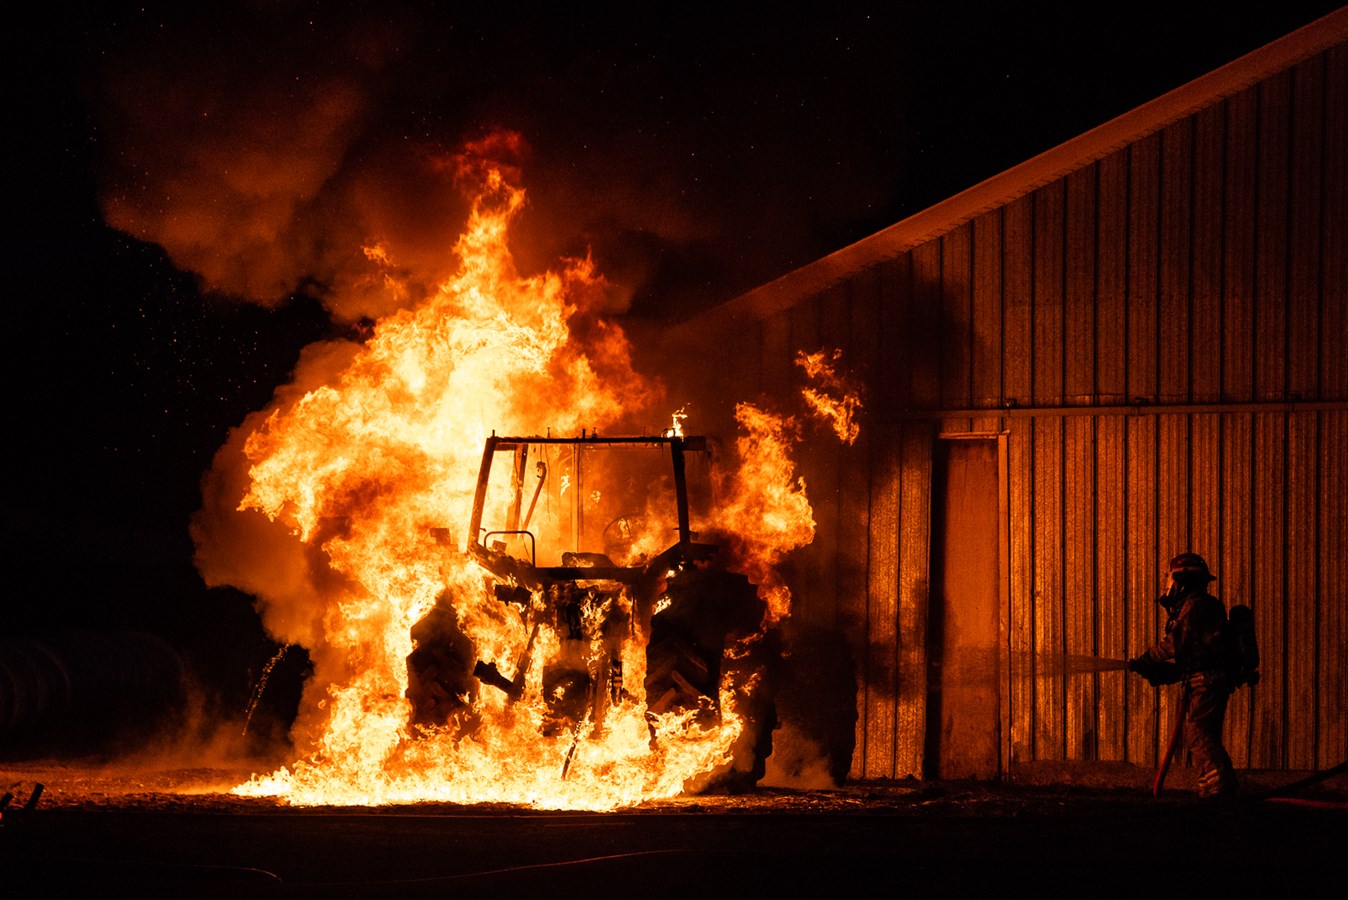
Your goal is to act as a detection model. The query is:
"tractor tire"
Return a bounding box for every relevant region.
[405,601,476,729]
[643,566,779,792]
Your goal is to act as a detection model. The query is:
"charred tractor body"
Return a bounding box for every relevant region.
[406,434,777,791]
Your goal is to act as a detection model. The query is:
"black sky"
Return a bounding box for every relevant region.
[7,2,1344,713]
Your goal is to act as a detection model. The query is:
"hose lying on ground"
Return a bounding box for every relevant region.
[1258,760,1347,809]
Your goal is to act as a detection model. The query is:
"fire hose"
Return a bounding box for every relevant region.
[1261,761,1348,808]
[1152,676,1190,797]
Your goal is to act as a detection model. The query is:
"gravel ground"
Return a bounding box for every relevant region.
[2,759,1344,899]
[2,756,1343,813]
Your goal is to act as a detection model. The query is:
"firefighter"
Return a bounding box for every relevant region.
[1128,553,1239,800]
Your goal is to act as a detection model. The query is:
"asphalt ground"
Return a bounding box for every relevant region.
[1,764,1344,899]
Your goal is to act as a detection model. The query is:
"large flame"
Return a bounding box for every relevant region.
[207,135,855,810]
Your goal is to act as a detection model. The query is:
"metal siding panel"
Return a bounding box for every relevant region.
[972,212,1003,407]
[1285,411,1317,769]
[1096,416,1127,761]
[1220,412,1255,767]
[1032,416,1064,760]
[1252,77,1291,771]
[878,255,911,418]
[1256,73,1291,402]
[1008,418,1034,765]
[1192,105,1225,403]
[815,286,848,631]
[1159,120,1193,404]
[851,265,883,401]
[836,435,869,763]
[1033,182,1065,407]
[1223,89,1258,403]
[1192,414,1222,757]
[1065,415,1096,760]
[911,242,943,409]
[1128,136,1161,403]
[863,423,901,779]
[1322,46,1347,400]
[1065,166,1096,405]
[1191,413,1221,598]
[1097,152,1128,404]
[998,431,1013,775]
[1252,411,1287,768]
[837,449,869,777]
[942,225,973,413]
[1289,56,1324,402]
[895,424,932,778]
[794,482,838,629]
[1004,195,1034,407]
[848,268,883,780]
[1155,413,1188,764]
[1125,415,1159,766]
[1319,411,1348,769]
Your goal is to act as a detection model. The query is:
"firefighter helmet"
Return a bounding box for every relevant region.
[1168,552,1215,582]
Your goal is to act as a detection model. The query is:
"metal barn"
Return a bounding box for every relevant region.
[662,8,1348,786]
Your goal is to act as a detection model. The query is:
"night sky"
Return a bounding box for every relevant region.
[8,1,1344,746]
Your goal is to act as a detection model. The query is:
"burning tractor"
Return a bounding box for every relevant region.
[406,433,779,791]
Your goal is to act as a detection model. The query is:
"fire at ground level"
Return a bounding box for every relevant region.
[1,762,1343,899]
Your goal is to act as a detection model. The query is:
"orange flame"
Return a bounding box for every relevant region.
[206,135,858,810]
[709,404,816,623]
[796,349,862,444]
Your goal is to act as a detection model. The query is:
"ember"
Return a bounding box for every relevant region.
[191,134,860,810]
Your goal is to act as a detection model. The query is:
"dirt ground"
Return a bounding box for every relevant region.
[2,760,1344,899]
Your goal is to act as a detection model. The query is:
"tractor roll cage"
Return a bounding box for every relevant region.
[466,434,707,581]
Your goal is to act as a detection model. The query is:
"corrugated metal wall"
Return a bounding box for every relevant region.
[728,41,1346,779]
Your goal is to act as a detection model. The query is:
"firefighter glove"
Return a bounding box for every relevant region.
[1128,654,1180,686]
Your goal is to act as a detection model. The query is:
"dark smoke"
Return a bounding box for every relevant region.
[83,3,919,324]
[91,4,455,321]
